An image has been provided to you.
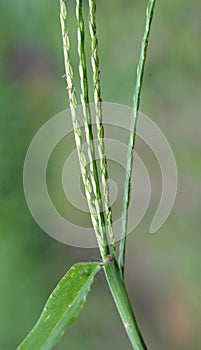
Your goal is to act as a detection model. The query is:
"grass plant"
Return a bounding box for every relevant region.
[17,1,156,349]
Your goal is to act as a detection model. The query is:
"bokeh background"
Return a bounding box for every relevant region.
[1,0,201,349]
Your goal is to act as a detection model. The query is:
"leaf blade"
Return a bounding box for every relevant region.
[17,262,101,350]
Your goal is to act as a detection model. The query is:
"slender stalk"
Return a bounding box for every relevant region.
[88,0,116,259]
[76,0,110,256]
[60,0,109,260]
[104,260,148,350]
[119,0,156,278]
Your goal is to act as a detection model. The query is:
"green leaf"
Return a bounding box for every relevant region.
[17,262,101,350]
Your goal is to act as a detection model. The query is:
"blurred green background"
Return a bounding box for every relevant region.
[0,0,201,349]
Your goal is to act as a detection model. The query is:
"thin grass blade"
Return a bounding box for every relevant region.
[17,262,101,350]
[119,0,156,277]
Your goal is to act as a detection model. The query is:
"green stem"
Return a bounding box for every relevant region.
[104,260,147,350]
[119,0,156,278]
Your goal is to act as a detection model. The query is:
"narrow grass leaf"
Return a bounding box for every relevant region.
[17,262,101,350]
[119,0,156,277]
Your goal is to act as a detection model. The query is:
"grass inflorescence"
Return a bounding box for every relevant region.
[59,0,156,349]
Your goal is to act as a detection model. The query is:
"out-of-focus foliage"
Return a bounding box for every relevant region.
[0,1,201,349]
